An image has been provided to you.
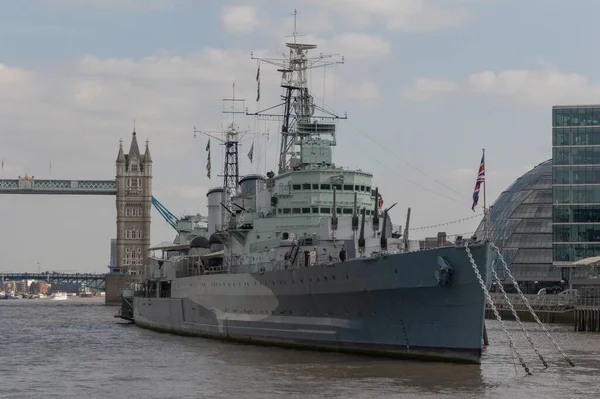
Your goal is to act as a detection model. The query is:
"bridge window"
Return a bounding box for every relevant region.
[320,184,331,190]
[137,208,142,217]
[343,184,353,191]
[126,178,142,189]
[343,208,353,214]
[302,183,311,189]
[292,184,301,190]
[131,163,138,172]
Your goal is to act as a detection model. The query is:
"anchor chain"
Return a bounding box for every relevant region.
[465,244,531,375]
[491,268,548,368]
[491,242,575,368]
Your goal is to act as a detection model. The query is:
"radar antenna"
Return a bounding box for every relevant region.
[247,9,346,173]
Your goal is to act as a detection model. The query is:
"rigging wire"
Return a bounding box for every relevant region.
[345,119,472,203]
[344,134,466,204]
[408,213,484,231]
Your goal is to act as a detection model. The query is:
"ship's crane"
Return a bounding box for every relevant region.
[151,196,178,231]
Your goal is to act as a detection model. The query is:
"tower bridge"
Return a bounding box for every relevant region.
[0,131,170,305]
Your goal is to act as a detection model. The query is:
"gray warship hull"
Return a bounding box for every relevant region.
[132,243,492,364]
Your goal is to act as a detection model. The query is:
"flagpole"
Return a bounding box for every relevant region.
[482,148,489,240]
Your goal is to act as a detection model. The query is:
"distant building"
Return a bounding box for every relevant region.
[419,232,450,250]
[552,105,600,265]
[474,159,558,292]
[471,104,600,292]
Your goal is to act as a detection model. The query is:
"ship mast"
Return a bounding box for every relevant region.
[194,82,245,228]
[248,9,346,174]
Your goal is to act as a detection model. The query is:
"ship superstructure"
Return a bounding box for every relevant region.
[126,13,493,365]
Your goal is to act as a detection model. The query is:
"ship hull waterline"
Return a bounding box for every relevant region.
[132,243,492,365]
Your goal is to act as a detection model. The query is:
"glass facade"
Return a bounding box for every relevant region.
[552,105,600,264]
[475,160,560,284]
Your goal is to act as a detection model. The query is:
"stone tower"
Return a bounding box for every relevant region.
[115,130,152,275]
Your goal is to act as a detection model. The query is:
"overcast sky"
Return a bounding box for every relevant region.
[0,0,592,272]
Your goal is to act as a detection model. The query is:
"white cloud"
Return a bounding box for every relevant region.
[401,78,458,102]
[467,70,600,106]
[220,5,260,33]
[326,34,391,59]
[402,69,600,106]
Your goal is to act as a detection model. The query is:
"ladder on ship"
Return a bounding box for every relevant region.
[286,243,300,267]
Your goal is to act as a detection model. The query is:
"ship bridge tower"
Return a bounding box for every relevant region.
[115,127,152,275]
[247,9,346,173]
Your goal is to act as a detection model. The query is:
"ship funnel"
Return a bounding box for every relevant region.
[206,187,224,235]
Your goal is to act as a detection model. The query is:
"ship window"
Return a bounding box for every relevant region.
[312,184,319,189]
[292,208,301,214]
[343,184,353,191]
[311,207,319,214]
[292,184,301,190]
[283,208,291,214]
[302,208,311,214]
[302,183,311,189]
[355,185,360,190]
[361,185,365,191]
[343,208,353,214]
[320,184,331,190]
[336,208,342,214]
[366,186,371,192]
[321,208,330,214]
[334,184,342,190]
[277,209,282,214]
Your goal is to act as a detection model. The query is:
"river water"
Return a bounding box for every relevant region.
[0,298,598,399]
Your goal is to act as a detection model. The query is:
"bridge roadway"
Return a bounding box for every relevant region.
[0,178,116,195]
[1,272,107,291]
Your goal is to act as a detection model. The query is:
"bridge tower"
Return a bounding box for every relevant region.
[115,129,152,275]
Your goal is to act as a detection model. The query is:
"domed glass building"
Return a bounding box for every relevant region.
[475,159,562,292]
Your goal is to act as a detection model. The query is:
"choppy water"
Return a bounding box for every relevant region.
[0,298,599,398]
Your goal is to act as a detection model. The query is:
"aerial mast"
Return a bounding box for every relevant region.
[248,9,346,174]
[222,82,244,198]
[193,82,246,229]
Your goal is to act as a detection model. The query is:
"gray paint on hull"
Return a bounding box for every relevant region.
[133,243,492,364]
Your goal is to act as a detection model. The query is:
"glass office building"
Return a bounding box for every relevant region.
[552,105,600,265]
[475,160,560,291]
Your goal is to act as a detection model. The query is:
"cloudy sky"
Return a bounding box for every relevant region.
[0,0,593,273]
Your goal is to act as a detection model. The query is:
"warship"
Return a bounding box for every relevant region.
[121,20,493,364]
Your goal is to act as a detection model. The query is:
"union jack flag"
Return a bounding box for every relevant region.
[472,153,485,211]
